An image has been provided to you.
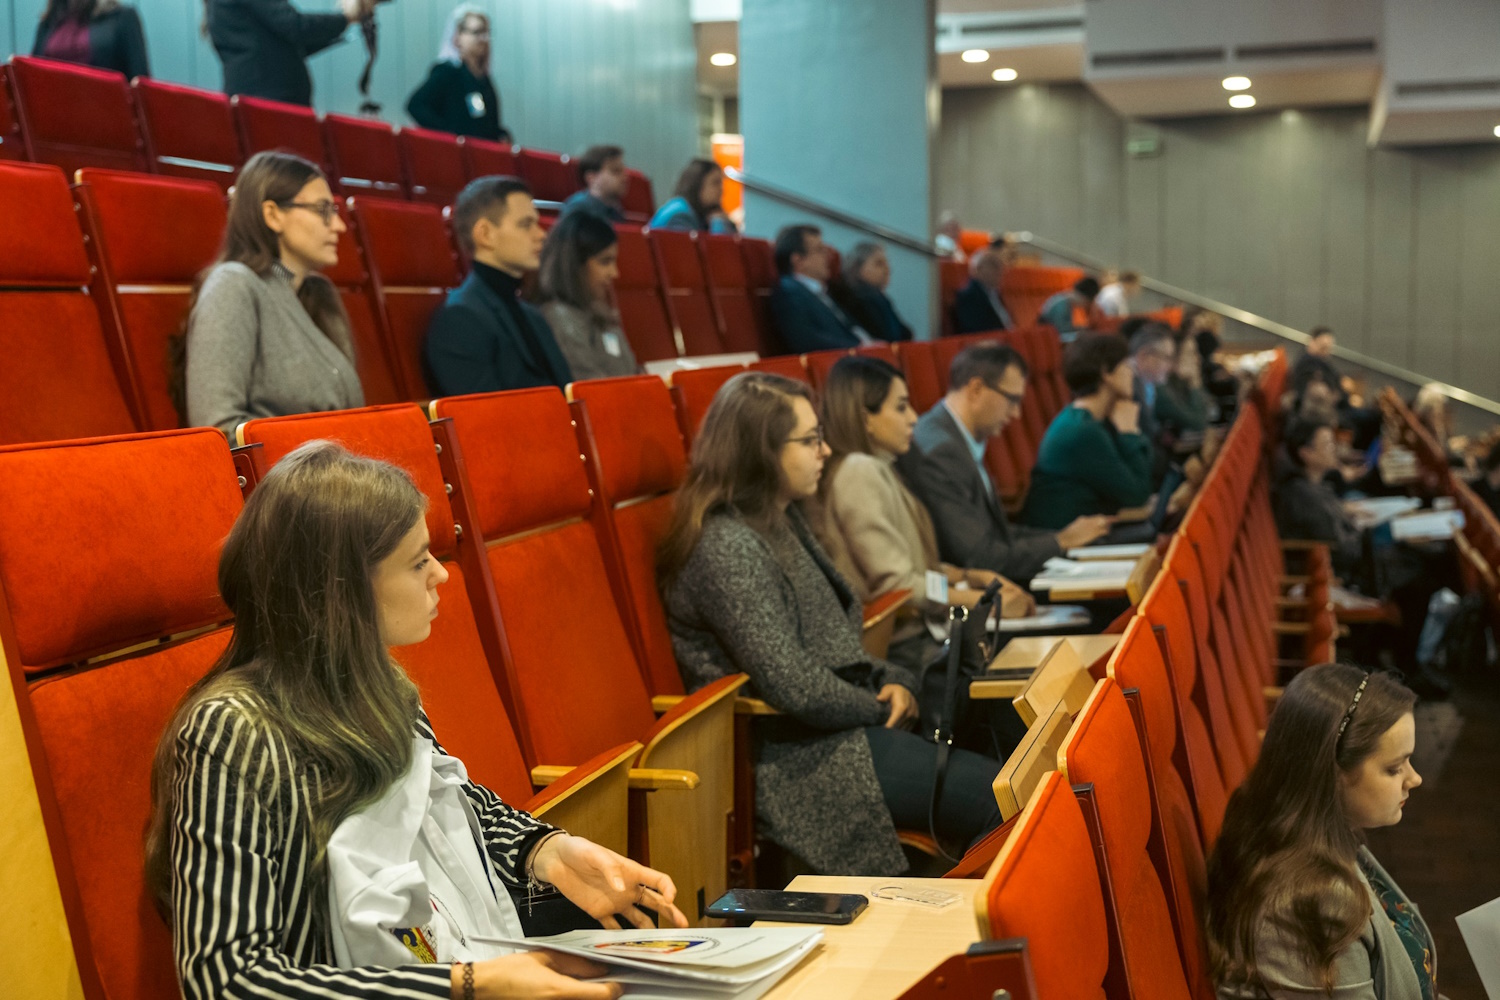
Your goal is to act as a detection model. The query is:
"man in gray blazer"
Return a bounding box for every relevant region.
[898,343,1109,583]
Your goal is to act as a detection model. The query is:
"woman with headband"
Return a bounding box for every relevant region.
[1206,664,1437,999]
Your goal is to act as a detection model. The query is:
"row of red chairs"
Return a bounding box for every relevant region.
[0,54,654,213]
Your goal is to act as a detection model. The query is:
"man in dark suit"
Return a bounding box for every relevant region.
[898,343,1109,583]
[424,176,573,396]
[950,247,1014,334]
[769,223,869,353]
[207,0,371,107]
[1128,323,1175,475]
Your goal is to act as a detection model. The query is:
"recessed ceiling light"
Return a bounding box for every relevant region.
[1493,125,1500,138]
[1222,76,1251,91]
[992,67,1018,82]
[961,49,990,63]
[1228,94,1257,109]
[709,52,737,67]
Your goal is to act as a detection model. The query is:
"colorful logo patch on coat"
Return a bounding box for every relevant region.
[394,924,438,963]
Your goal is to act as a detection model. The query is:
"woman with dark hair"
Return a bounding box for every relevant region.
[1020,334,1152,529]
[535,211,639,380]
[810,356,1030,677]
[146,441,684,1000]
[649,158,737,234]
[1207,664,1433,999]
[839,242,913,343]
[182,151,364,436]
[1274,415,1363,577]
[658,372,1003,876]
[32,0,148,79]
[1155,330,1213,444]
[406,4,512,143]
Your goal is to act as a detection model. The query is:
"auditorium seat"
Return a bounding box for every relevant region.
[939,259,968,339]
[1000,265,1083,329]
[1059,678,1195,1000]
[0,65,22,161]
[398,126,467,206]
[461,136,517,179]
[430,386,747,923]
[0,428,242,1000]
[131,79,241,190]
[352,197,463,399]
[322,216,404,403]
[748,355,810,384]
[516,147,578,203]
[668,364,745,445]
[739,236,782,354]
[74,168,227,430]
[651,228,727,356]
[8,57,146,175]
[231,95,329,175]
[901,340,944,413]
[235,403,638,853]
[700,233,764,354]
[621,167,654,219]
[804,348,855,390]
[613,225,679,361]
[0,162,138,445]
[323,113,405,199]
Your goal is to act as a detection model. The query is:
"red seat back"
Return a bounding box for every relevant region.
[0,65,24,161]
[322,216,404,404]
[748,355,810,384]
[902,340,944,414]
[613,225,678,362]
[0,428,241,1000]
[231,95,328,175]
[621,168,654,218]
[1001,265,1084,329]
[131,78,241,190]
[515,147,578,203]
[650,228,726,356]
[399,126,467,207]
[323,113,406,199]
[668,364,745,446]
[700,233,761,353]
[0,162,137,444]
[75,169,227,431]
[8,56,146,175]
[739,237,782,355]
[803,348,854,390]
[461,137,516,179]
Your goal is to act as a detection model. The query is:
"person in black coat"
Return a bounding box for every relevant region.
[206,0,370,107]
[32,0,148,80]
[840,241,913,342]
[405,4,511,143]
[425,176,573,396]
[950,246,1013,334]
[769,223,866,354]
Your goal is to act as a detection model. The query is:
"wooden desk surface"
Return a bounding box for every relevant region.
[757,876,982,1000]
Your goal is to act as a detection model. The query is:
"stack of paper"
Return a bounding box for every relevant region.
[1390,508,1465,541]
[1457,896,1500,999]
[1029,557,1137,592]
[989,604,1092,632]
[475,928,823,1000]
[1067,542,1152,561]
[1345,496,1422,528]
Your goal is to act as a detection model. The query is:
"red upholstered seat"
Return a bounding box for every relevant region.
[8,56,146,175]
[323,113,406,199]
[701,233,763,353]
[322,216,404,403]
[939,259,968,339]
[0,65,23,161]
[620,168,654,219]
[353,198,463,399]
[650,228,727,357]
[613,225,679,361]
[978,770,1110,1000]
[0,162,138,445]
[131,78,241,190]
[1000,265,1084,329]
[901,340,944,414]
[0,428,242,1000]
[399,126,468,207]
[461,137,517,179]
[739,237,782,354]
[75,169,227,430]
[803,348,854,390]
[515,147,578,203]
[748,355,809,384]
[668,364,745,445]
[231,95,328,175]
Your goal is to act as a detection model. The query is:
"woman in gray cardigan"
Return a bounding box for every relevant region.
[183,151,364,436]
[658,372,1003,876]
[535,210,640,382]
[1207,665,1439,1000]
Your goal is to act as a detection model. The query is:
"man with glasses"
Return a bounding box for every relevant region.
[898,343,1109,584]
[1128,323,1176,474]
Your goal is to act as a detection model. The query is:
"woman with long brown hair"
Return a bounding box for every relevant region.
[181,151,364,436]
[147,442,684,1000]
[658,372,1003,877]
[1206,664,1434,999]
[535,210,640,380]
[649,158,737,234]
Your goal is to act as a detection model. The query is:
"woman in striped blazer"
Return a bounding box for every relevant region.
[145,441,685,1000]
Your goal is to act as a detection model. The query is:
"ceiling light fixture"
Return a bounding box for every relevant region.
[709,52,737,67]
[1222,76,1251,91]
[1228,94,1257,109]
[992,67,1018,82]
[1493,125,1500,138]
[961,49,990,63]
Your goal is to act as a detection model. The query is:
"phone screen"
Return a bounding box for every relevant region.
[706,889,868,924]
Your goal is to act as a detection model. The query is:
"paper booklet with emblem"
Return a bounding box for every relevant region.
[472,927,823,999]
[1457,895,1500,1000]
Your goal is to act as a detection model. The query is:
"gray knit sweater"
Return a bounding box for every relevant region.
[186,262,364,436]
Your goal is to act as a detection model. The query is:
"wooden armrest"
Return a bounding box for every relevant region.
[862,588,912,630]
[734,696,781,716]
[970,676,1030,700]
[651,695,683,714]
[1273,621,1311,635]
[626,767,699,791]
[1280,540,1328,552]
[1263,685,1285,705]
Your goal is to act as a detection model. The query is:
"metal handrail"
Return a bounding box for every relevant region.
[726,167,945,259]
[1015,230,1500,418]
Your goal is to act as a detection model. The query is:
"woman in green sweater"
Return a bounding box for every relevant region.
[1021,334,1153,529]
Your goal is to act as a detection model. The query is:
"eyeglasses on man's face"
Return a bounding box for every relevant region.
[281,199,341,225]
[985,382,1026,407]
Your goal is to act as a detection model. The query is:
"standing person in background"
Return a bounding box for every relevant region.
[1095,269,1142,318]
[841,242,913,343]
[650,159,738,234]
[406,4,512,143]
[535,211,640,381]
[950,247,1013,334]
[32,0,148,79]
[560,145,628,224]
[206,0,374,107]
[1038,276,1100,343]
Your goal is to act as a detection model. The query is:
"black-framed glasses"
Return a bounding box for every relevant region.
[280,199,341,225]
[985,382,1025,407]
[786,427,826,449]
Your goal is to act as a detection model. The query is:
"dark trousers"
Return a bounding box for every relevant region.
[864,725,1004,852]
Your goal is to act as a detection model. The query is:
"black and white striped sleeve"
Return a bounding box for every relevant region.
[170,699,453,1000]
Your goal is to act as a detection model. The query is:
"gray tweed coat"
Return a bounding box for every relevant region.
[664,507,918,875]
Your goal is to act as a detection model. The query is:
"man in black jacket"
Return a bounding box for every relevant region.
[769,223,867,353]
[950,247,1013,334]
[207,0,372,107]
[424,176,573,396]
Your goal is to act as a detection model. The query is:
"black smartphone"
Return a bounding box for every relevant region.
[705,889,869,925]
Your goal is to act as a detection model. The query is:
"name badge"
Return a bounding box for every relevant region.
[467,92,486,118]
[602,332,623,357]
[925,570,950,605]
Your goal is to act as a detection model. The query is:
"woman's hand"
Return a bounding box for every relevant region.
[456,951,621,1000]
[1110,398,1141,435]
[877,684,918,730]
[529,834,688,930]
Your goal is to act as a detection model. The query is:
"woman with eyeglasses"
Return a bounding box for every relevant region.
[180,151,364,437]
[657,372,1003,878]
[1206,665,1436,1000]
[406,5,511,143]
